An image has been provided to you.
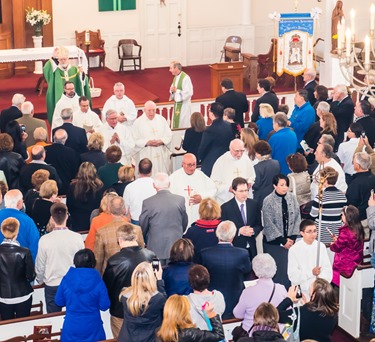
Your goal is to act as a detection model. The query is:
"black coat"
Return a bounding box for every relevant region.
[80,150,106,171]
[0,151,24,189]
[251,92,279,122]
[216,89,249,127]
[198,118,233,176]
[356,115,375,148]
[304,80,318,107]
[331,96,355,148]
[0,243,35,299]
[221,198,262,259]
[238,330,285,342]
[103,246,156,318]
[182,128,203,162]
[19,162,62,194]
[0,105,22,132]
[45,143,79,195]
[52,123,88,155]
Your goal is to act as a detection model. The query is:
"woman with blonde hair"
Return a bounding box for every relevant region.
[30,180,59,236]
[24,169,50,216]
[156,294,224,341]
[320,112,337,138]
[183,198,221,261]
[118,261,166,342]
[80,132,106,170]
[111,165,135,196]
[256,103,275,140]
[241,127,259,162]
[67,162,104,231]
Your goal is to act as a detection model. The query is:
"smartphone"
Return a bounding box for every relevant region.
[361,131,366,138]
[152,258,160,272]
[20,124,26,133]
[296,285,302,299]
[300,140,310,153]
[325,226,335,238]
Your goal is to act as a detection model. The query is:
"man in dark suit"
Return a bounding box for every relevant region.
[216,78,249,127]
[139,172,188,265]
[251,79,279,122]
[198,102,233,176]
[199,220,251,319]
[17,101,48,147]
[19,145,62,194]
[303,68,318,107]
[45,129,79,195]
[52,108,88,155]
[0,93,25,132]
[330,84,355,149]
[354,100,375,148]
[221,177,262,260]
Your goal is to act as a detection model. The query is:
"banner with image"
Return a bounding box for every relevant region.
[99,0,136,12]
[276,13,314,76]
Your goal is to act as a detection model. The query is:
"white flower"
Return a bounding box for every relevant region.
[25,7,51,27]
[268,11,280,21]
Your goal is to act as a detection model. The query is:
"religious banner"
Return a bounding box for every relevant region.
[98,0,136,12]
[276,13,314,76]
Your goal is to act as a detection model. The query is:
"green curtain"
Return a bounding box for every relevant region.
[98,0,136,11]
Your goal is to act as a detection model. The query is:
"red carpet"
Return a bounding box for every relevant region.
[0,64,295,118]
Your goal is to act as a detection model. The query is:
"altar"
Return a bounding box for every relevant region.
[0,46,88,74]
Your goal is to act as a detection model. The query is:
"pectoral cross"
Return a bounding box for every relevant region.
[233,168,241,177]
[151,127,158,137]
[154,153,161,161]
[184,185,193,197]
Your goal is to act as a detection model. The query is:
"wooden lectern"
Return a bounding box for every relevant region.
[209,62,245,98]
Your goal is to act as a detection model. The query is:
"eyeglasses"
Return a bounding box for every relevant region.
[183,163,196,167]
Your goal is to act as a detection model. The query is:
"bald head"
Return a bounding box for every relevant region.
[4,189,23,210]
[144,101,157,120]
[54,129,68,144]
[182,153,197,175]
[229,139,245,160]
[31,145,45,161]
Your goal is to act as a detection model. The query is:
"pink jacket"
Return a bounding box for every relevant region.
[330,224,363,286]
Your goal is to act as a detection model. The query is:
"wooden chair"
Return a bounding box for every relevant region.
[75,29,106,68]
[220,36,242,62]
[118,39,142,71]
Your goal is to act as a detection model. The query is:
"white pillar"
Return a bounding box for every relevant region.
[32,36,43,74]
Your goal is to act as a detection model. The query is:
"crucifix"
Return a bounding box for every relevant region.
[233,168,242,177]
[150,127,158,136]
[184,185,193,197]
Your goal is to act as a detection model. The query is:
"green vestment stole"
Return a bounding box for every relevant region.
[172,71,187,128]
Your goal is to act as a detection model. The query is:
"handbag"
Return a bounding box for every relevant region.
[232,283,276,342]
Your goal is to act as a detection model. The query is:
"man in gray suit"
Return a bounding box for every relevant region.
[139,172,188,265]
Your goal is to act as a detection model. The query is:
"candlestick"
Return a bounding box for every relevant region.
[365,35,370,67]
[346,28,351,59]
[85,30,90,44]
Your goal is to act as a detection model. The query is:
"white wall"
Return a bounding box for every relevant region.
[51,0,372,70]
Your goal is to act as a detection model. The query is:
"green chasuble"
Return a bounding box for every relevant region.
[43,60,91,123]
[172,71,187,129]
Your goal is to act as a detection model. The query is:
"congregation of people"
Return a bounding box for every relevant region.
[1,58,375,342]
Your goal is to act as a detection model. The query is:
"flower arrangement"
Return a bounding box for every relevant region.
[25,8,51,36]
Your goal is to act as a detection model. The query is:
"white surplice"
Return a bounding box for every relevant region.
[101,95,137,126]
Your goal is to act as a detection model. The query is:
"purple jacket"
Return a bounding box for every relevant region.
[330,224,363,286]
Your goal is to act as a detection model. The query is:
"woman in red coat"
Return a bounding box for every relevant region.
[330,205,364,286]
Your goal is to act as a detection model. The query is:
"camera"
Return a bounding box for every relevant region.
[152,258,160,272]
[296,285,302,299]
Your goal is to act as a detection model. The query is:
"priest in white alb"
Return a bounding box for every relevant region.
[97,109,135,165]
[169,153,217,225]
[132,101,172,176]
[211,139,256,204]
[102,82,137,126]
[51,81,80,130]
[73,95,102,135]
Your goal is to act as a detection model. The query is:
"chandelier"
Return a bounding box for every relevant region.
[337,5,375,97]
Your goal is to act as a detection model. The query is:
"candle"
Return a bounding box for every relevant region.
[365,35,370,66]
[346,28,351,58]
[337,23,342,52]
[371,4,375,32]
[350,9,355,37]
[85,30,90,43]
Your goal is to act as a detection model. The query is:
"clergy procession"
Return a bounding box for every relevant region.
[3,0,375,340]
